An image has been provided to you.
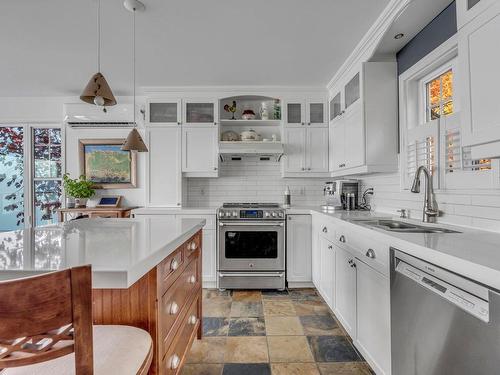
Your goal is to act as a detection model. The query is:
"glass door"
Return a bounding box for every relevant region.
[307,101,326,126]
[183,99,217,126]
[147,99,181,126]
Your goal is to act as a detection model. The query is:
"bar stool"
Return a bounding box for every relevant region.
[0,265,152,375]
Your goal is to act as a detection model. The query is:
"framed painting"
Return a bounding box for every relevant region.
[79,139,137,189]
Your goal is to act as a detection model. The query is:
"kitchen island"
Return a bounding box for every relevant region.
[0,216,205,375]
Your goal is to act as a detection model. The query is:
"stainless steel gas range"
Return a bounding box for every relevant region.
[217,203,286,290]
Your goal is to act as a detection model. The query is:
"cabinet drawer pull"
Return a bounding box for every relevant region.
[188,242,197,251]
[328,245,333,250]
[169,302,179,315]
[322,227,328,233]
[169,354,180,370]
[188,315,197,325]
[170,259,179,271]
[339,235,346,243]
[188,275,197,284]
[366,248,376,259]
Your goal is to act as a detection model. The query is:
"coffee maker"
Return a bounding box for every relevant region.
[322,180,360,211]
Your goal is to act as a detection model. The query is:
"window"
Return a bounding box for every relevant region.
[425,69,454,121]
[0,125,62,231]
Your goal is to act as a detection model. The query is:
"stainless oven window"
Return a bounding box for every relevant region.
[225,231,278,259]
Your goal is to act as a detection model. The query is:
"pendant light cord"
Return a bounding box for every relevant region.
[133,6,136,127]
[97,0,101,73]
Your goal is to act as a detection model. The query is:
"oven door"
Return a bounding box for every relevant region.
[218,221,285,271]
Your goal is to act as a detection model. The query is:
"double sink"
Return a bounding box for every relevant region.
[349,218,461,234]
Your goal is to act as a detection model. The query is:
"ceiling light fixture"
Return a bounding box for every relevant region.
[80,0,117,109]
[122,0,148,152]
[394,33,405,40]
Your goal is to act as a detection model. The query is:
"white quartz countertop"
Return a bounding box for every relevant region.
[0,217,206,289]
[287,206,500,290]
[132,207,217,215]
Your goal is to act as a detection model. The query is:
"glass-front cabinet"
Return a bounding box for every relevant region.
[457,0,496,28]
[344,73,360,109]
[329,92,342,121]
[307,101,327,126]
[285,99,327,127]
[286,101,304,126]
[183,99,218,126]
[146,99,181,126]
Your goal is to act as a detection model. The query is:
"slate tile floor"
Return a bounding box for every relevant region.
[182,288,374,375]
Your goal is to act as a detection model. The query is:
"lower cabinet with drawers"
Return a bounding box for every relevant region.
[92,230,203,375]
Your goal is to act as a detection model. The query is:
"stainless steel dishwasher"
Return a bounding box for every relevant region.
[391,248,500,375]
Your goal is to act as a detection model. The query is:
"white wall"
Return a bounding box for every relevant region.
[187,158,328,207]
[0,96,147,207]
[361,172,500,232]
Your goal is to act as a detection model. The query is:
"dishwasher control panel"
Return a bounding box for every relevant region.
[396,260,490,323]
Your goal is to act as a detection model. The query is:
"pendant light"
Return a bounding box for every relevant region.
[80,0,117,108]
[121,0,148,152]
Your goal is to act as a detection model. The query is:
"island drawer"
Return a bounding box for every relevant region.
[162,295,200,375]
[158,246,185,295]
[184,232,201,261]
[159,257,200,355]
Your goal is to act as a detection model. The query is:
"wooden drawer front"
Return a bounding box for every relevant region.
[158,247,185,295]
[88,212,120,218]
[336,226,389,276]
[184,231,201,260]
[162,296,200,375]
[160,258,199,354]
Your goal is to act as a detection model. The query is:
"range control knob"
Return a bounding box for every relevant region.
[225,212,232,217]
[271,212,277,218]
[232,211,238,217]
[264,212,270,218]
[278,212,284,218]
[218,211,224,218]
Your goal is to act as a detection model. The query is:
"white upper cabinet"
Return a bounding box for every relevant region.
[147,127,182,207]
[146,99,181,126]
[286,215,312,284]
[459,2,500,148]
[457,0,498,28]
[329,62,398,177]
[182,127,219,176]
[285,98,327,127]
[183,99,218,126]
[283,127,329,175]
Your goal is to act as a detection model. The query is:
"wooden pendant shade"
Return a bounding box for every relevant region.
[122,128,148,152]
[80,72,117,106]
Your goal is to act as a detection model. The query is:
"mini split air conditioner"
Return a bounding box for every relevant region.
[63,103,141,128]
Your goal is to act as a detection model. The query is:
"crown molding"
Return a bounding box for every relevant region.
[326,0,412,92]
[141,85,327,95]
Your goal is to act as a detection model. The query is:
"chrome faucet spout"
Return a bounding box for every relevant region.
[411,166,439,223]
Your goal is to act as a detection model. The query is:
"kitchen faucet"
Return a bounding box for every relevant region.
[411,166,439,223]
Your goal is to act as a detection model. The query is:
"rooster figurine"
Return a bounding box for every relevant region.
[224,100,237,120]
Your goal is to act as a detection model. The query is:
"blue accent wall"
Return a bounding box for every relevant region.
[397,1,457,75]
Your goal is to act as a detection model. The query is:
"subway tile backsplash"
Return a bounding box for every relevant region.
[186,160,328,207]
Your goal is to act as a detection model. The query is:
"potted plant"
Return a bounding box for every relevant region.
[63,174,95,208]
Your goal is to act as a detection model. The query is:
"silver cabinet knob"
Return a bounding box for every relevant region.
[328,245,333,250]
[308,122,311,126]
[188,315,197,325]
[301,122,305,125]
[214,167,218,170]
[214,122,217,125]
[177,122,181,125]
[189,275,196,284]
[339,235,346,243]
[322,227,328,233]
[170,259,179,271]
[189,242,197,251]
[366,248,376,259]
[169,354,180,370]
[169,302,179,315]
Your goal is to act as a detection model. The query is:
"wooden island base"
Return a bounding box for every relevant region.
[92,230,202,375]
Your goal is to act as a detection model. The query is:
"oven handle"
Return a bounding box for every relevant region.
[219,272,284,278]
[218,222,284,227]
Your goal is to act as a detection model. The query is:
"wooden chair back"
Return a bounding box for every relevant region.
[0,265,93,374]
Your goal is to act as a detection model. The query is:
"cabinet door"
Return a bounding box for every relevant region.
[319,236,335,310]
[183,99,218,126]
[286,101,305,126]
[286,215,312,283]
[311,216,321,288]
[147,99,181,126]
[330,120,346,172]
[334,246,356,337]
[306,128,329,172]
[344,102,365,169]
[182,127,218,174]
[356,260,391,375]
[284,128,306,172]
[457,0,497,28]
[329,92,342,122]
[202,230,216,284]
[306,101,327,127]
[147,128,182,207]
[459,4,500,147]
[344,73,360,109]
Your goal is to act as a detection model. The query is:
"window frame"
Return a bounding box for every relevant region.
[0,123,64,230]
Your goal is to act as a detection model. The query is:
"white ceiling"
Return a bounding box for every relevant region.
[0,0,390,97]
